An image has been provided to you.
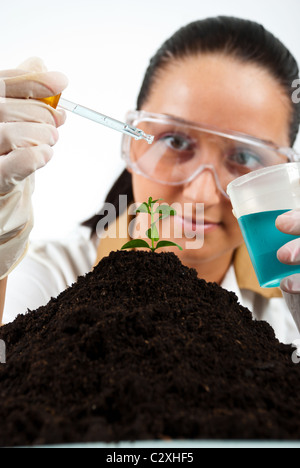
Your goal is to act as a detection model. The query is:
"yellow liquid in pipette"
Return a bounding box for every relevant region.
[39,94,61,109]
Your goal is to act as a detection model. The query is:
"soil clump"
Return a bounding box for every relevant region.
[0,250,299,446]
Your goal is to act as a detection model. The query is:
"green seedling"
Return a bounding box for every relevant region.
[121,197,183,253]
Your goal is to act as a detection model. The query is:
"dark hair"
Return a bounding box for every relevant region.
[83,16,300,234]
[137,16,300,143]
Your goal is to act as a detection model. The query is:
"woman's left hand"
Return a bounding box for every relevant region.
[276,209,300,292]
[276,209,300,330]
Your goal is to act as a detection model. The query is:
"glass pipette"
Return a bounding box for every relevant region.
[58,98,154,144]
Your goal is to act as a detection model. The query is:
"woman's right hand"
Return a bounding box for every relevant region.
[0,57,68,194]
[0,57,68,280]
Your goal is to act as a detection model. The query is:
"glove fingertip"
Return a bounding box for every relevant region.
[275,213,292,233]
[277,245,290,264]
[17,57,48,73]
[46,71,69,94]
[280,274,300,294]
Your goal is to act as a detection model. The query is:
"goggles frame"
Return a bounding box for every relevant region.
[121,110,300,191]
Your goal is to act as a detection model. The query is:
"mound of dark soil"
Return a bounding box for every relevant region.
[0,250,299,446]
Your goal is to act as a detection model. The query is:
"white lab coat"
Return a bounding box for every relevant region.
[3,226,299,346]
[4,227,97,322]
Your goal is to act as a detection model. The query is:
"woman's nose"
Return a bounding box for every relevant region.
[182,167,222,204]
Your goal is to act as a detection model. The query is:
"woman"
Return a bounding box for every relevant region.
[1,17,300,344]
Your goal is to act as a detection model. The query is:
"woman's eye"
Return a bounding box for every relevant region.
[160,133,195,152]
[228,149,262,169]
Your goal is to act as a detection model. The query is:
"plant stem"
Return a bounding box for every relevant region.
[150,202,155,251]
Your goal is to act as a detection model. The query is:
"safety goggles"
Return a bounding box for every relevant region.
[121,111,300,199]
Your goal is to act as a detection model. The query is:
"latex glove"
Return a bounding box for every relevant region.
[276,209,300,331]
[0,57,68,279]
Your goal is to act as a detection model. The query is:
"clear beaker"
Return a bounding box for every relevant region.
[227,163,300,288]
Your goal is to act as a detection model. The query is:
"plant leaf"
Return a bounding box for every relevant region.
[146,225,159,241]
[155,240,183,251]
[121,239,151,250]
[148,197,162,209]
[150,198,163,205]
[155,205,177,219]
[135,202,149,214]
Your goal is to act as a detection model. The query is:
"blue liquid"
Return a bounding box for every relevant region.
[238,210,300,288]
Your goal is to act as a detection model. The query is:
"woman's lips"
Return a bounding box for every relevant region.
[174,214,220,234]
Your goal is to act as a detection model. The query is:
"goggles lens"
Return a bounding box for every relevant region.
[122,112,296,194]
